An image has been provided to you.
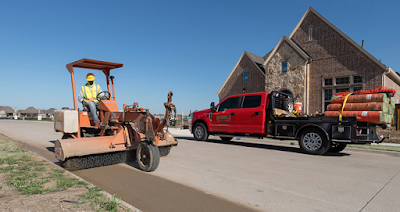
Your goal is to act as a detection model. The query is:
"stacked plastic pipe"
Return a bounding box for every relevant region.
[325,86,396,124]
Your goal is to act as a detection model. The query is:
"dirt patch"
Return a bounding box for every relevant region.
[0,187,94,211]
[0,160,96,211]
[376,126,400,144]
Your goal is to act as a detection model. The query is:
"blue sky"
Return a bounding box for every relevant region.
[1,0,399,115]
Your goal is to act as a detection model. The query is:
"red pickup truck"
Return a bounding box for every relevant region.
[191,91,384,155]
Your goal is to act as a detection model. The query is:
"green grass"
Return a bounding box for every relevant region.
[33,166,46,172]
[79,187,123,212]
[80,187,104,208]
[100,194,123,212]
[348,144,400,152]
[0,134,128,211]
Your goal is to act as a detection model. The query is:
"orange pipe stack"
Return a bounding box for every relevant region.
[331,93,389,104]
[327,102,388,113]
[325,87,395,124]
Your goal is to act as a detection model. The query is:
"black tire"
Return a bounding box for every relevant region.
[299,128,331,155]
[193,123,209,141]
[328,143,347,153]
[283,98,293,113]
[136,142,160,172]
[159,146,171,157]
[62,134,73,139]
[220,136,232,141]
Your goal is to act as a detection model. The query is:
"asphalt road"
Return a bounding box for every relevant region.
[1,119,400,212]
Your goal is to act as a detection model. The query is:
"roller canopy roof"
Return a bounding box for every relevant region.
[67,58,123,72]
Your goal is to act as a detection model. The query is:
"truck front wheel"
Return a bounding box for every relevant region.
[193,123,209,141]
[299,129,331,155]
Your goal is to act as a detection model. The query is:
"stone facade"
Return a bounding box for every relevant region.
[265,40,308,103]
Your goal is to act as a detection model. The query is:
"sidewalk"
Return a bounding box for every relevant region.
[371,142,400,147]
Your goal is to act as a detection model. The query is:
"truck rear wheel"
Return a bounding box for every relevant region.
[328,143,347,153]
[299,128,331,155]
[193,123,209,141]
[136,142,160,172]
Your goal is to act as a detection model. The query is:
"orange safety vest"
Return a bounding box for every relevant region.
[82,84,100,104]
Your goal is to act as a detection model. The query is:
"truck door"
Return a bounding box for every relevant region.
[211,96,240,133]
[236,94,265,134]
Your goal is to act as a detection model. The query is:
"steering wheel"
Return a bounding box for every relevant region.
[97,91,111,101]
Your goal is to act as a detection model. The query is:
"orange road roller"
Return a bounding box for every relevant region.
[54,58,177,172]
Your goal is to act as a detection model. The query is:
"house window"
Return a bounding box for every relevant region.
[243,72,248,82]
[282,62,287,73]
[309,28,313,41]
[336,77,349,85]
[353,86,363,92]
[325,78,332,86]
[324,89,333,111]
[353,75,363,84]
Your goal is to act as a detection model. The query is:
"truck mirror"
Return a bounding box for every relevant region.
[210,102,216,111]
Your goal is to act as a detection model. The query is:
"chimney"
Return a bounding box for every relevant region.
[362,40,364,48]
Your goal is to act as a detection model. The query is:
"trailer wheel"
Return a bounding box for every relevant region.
[136,142,160,172]
[299,128,331,155]
[220,136,232,141]
[328,143,347,153]
[193,123,209,141]
[159,146,171,157]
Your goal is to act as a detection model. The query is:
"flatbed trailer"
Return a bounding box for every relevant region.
[191,91,385,155]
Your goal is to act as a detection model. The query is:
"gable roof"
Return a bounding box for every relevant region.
[288,7,400,85]
[290,8,391,68]
[45,108,57,115]
[262,36,311,66]
[217,51,266,96]
[22,106,38,113]
[0,106,15,113]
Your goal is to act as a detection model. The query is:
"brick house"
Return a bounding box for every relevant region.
[217,7,400,114]
[0,106,15,117]
[21,106,39,118]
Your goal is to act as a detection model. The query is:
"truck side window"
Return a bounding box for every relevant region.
[242,95,261,108]
[218,97,240,111]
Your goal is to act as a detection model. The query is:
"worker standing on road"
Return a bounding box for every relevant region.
[78,73,103,123]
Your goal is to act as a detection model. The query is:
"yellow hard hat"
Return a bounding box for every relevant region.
[86,73,95,81]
